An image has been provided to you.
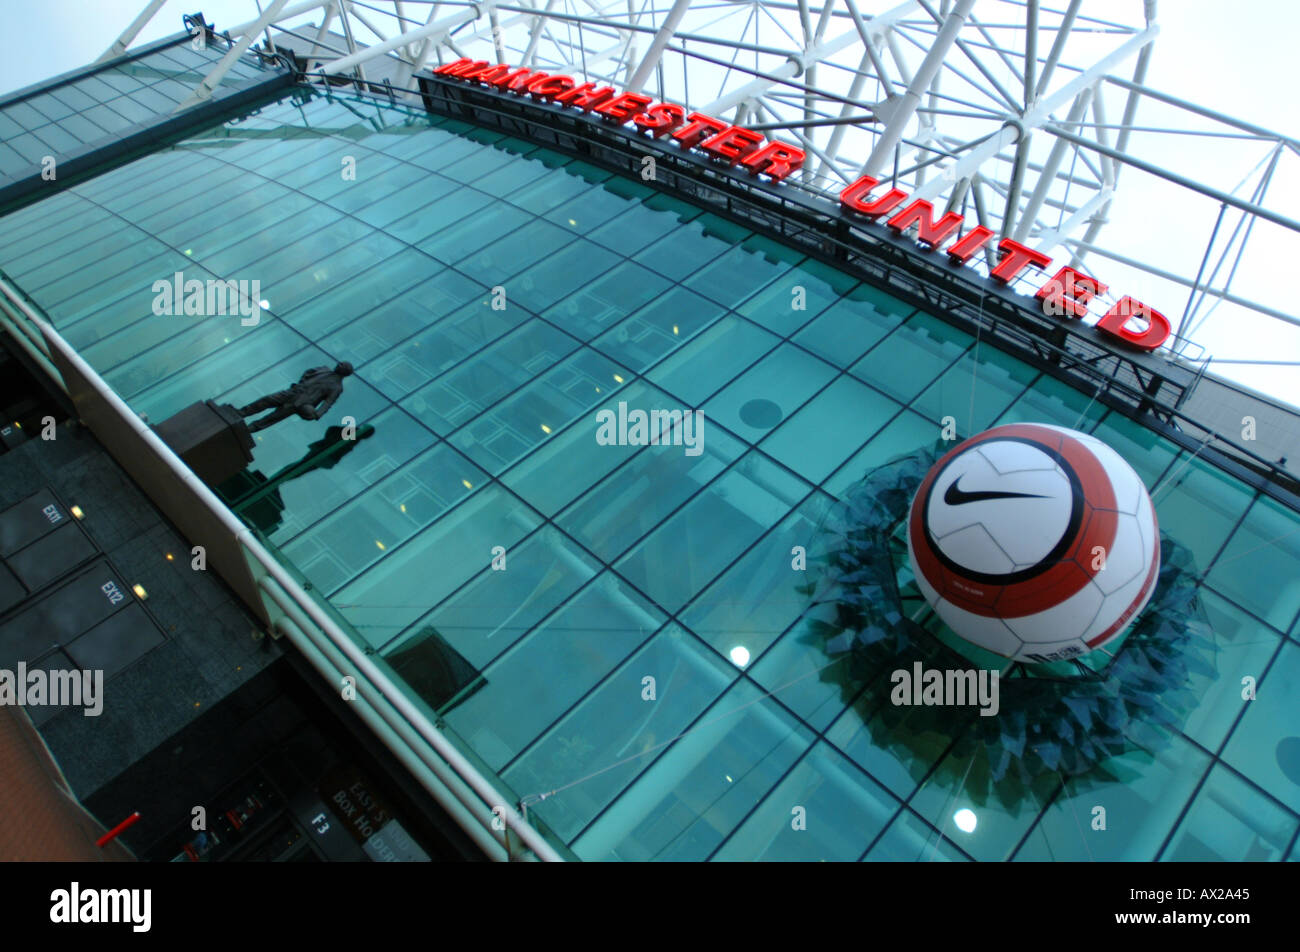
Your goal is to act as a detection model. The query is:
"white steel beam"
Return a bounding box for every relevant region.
[174,0,293,112]
[1013,88,1091,242]
[97,0,169,63]
[624,0,692,93]
[862,0,974,177]
[311,7,483,77]
[908,21,1158,204]
[700,0,916,116]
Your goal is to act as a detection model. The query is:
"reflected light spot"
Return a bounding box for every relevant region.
[132,584,148,600]
[259,299,270,309]
[540,424,552,434]
[613,374,624,384]
[462,479,473,490]
[399,504,406,513]
[672,325,679,335]
[375,540,386,551]
[729,646,750,667]
[953,808,977,833]
[165,553,174,562]
[70,505,84,519]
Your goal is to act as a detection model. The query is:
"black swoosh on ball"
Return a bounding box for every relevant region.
[943,477,1050,506]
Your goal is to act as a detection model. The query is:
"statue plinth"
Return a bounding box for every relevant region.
[154,401,255,486]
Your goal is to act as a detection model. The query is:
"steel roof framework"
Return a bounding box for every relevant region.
[103,0,1300,396]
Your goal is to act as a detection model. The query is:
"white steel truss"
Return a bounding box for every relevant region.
[105,1,1300,405]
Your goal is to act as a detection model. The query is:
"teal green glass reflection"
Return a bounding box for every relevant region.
[2,77,1297,863]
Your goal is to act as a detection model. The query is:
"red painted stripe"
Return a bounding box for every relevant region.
[97,811,141,847]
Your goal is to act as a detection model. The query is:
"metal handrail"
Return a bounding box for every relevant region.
[0,273,563,862]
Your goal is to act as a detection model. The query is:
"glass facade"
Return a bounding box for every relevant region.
[1,83,1297,862]
[0,39,275,181]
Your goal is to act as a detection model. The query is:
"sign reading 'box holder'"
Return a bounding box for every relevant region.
[433,58,1176,354]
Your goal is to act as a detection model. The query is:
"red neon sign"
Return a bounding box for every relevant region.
[432,60,1172,353]
[432,59,807,183]
[839,175,1172,351]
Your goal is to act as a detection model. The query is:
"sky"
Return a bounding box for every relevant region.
[1,0,1296,409]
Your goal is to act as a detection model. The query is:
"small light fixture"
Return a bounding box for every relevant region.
[375,540,386,551]
[540,424,552,434]
[613,374,624,384]
[953,808,977,833]
[461,479,473,490]
[132,584,148,600]
[70,505,84,519]
[165,553,174,562]
[729,645,750,667]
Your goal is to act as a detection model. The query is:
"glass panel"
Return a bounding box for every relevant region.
[503,624,733,844]
[501,380,680,518]
[400,319,580,435]
[384,525,599,665]
[907,747,1062,861]
[1206,494,1300,633]
[632,212,749,282]
[541,260,674,341]
[589,287,729,374]
[558,421,745,563]
[737,257,861,338]
[332,483,542,643]
[849,312,972,403]
[279,442,487,615]
[864,808,971,861]
[570,678,814,861]
[614,450,811,614]
[702,343,837,445]
[1220,639,1300,814]
[681,491,836,661]
[823,407,934,498]
[1152,457,1256,570]
[647,316,781,408]
[994,370,1111,431]
[450,349,631,475]
[442,572,664,770]
[760,374,904,484]
[791,282,914,367]
[1013,734,1211,860]
[1181,589,1284,752]
[682,234,803,311]
[910,346,1039,438]
[1161,765,1298,861]
[712,742,897,861]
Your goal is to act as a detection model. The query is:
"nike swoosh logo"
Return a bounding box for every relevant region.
[943,477,1050,506]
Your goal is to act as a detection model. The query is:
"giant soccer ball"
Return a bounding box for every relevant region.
[906,423,1159,663]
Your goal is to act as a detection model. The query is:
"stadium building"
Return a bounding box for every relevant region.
[0,1,1296,862]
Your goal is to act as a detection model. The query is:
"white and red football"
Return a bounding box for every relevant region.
[906,422,1159,663]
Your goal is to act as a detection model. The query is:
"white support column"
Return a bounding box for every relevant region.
[173,0,293,112]
[392,1,448,90]
[1012,88,1091,242]
[312,7,482,77]
[1033,0,1080,99]
[228,0,332,36]
[96,0,169,63]
[861,0,975,177]
[624,0,692,92]
[908,21,1158,204]
[305,1,340,71]
[701,0,916,117]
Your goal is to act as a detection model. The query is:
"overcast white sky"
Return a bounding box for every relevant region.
[2,0,1297,410]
